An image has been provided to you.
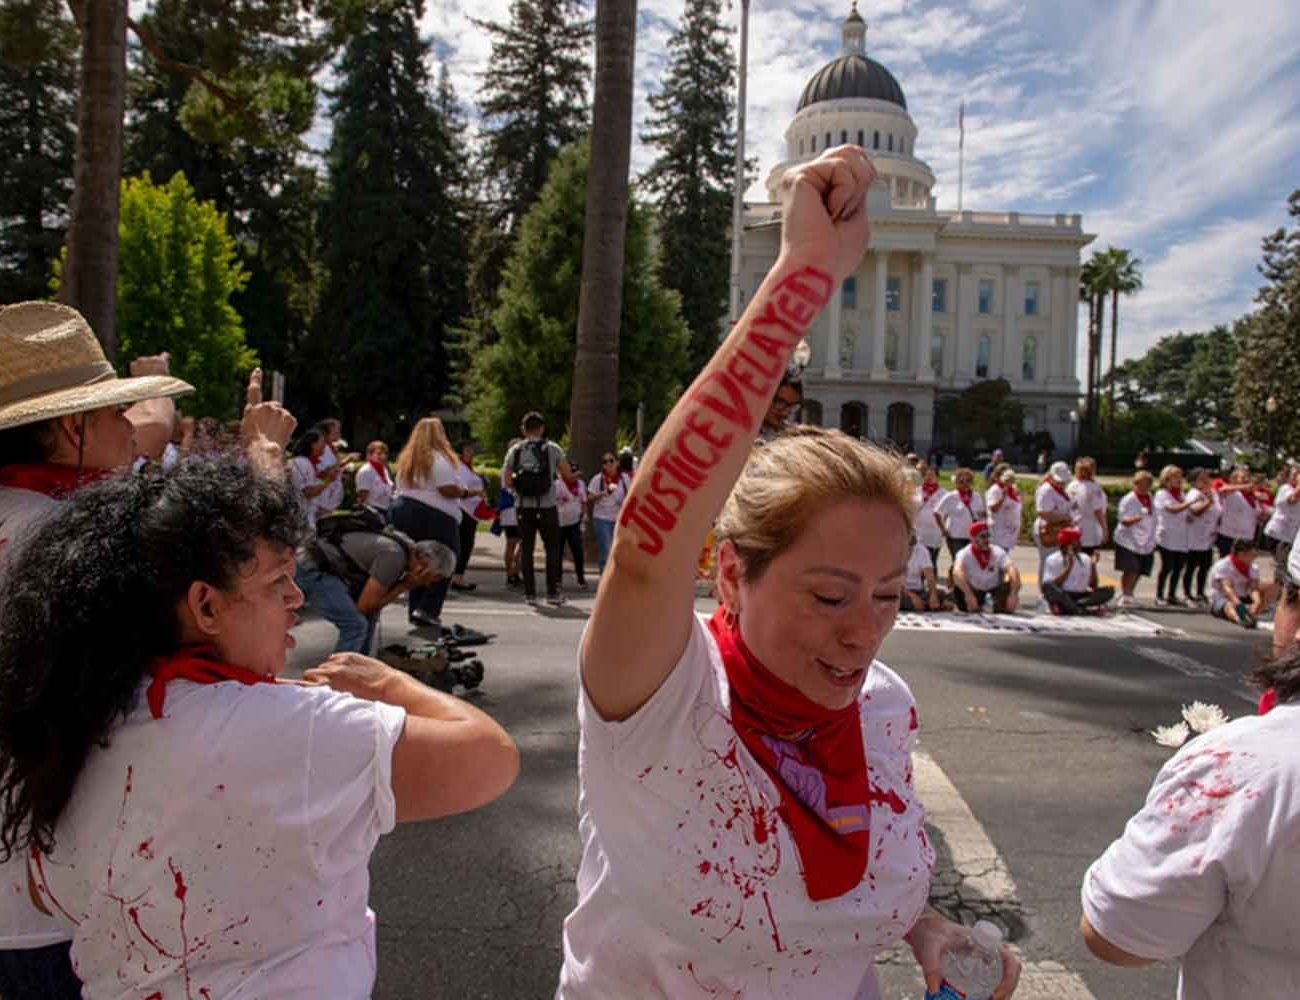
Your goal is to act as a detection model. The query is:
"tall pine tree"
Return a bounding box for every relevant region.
[0,0,77,303]
[312,0,470,441]
[474,0,591,232]
[640,0,737,376]
[1235,189,1300,459]
[466,139,690,454]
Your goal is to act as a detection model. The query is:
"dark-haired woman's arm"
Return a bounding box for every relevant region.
[581,147,877,722]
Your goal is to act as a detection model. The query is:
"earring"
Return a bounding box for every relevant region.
[723,605,739,628]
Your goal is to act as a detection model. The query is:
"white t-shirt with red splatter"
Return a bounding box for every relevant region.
[559,613,934,999]
[1082,701,1300,1000]
[35,678,406,999]
[0,484,72,950]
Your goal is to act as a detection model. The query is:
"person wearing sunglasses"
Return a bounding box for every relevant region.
[588,453,629,573]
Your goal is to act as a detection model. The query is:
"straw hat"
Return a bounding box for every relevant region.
[0,302,193,433]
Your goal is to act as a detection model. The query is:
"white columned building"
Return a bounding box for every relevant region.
[736,4,1094,456]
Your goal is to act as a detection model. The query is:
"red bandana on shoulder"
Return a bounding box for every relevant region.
[367,459,391,484]
[0,463,111,499]
[145,645,274,719]
[708,608,900,901]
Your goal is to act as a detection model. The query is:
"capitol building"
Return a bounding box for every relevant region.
[737,4,1093,456]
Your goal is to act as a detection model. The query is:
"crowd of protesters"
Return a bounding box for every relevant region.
[0,144,1297,1000]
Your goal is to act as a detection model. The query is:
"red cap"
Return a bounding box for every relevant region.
[1056,526,1082,546]
[969,522,990,539]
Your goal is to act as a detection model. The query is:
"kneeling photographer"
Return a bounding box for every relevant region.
[297,507,455,655]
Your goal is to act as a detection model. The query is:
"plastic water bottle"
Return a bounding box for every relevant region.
[924,920,1004,1000]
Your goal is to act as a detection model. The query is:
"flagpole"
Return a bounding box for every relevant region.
[957,101,965,213]
[728,0,751,327]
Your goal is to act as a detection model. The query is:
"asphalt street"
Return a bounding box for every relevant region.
[287,531,1272,1000]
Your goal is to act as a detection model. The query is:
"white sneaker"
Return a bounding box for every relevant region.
[1154,596,1169,607]
[1117,595,1137,610]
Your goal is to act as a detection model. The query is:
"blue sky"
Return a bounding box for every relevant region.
[420,0,1300,368]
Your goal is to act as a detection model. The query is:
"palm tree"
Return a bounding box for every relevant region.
[57,0,129,360]
[568,0,639,477]
[1102,247,1143,430]
[1079,253,1108,439]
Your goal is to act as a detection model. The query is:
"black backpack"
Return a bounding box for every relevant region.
[512,439,553,499]
[311,508,415,599]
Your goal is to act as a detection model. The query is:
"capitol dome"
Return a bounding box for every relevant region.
[797,6,907,111]
[765,3,935,209]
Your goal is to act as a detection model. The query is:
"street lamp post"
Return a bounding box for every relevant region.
[1267,395,1278,479]
[728,0,751,327]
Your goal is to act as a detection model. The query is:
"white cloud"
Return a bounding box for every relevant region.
[398,0,1299,376]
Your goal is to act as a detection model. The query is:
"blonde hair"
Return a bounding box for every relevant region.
[715,427,913,582]
[1158,464,1183,490]
[395,417,458,486]
[365,440,388,458]
[1133,470,1154,489]
[989,462,1011,484]
[1075,456,1096,478]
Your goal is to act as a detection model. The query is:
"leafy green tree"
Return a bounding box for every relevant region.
[0,0,78,303]
[123,0,331,380]
[1235,190,1300,459]
[113,171,256,418]
[640,0,738,376]
[311,0,470,441]
[474,0,591,232]
[54,0,362,359]
[934,378,1025,454]
[1106,405,1189,453]
[1111,326,1238,436]
[467,139,691,454]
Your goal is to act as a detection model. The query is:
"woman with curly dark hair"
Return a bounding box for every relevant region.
[0,457,518,999]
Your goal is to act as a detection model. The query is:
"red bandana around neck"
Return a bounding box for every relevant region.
[1135,492,1153,513]
[957,487,974,510]
[1003,483,1020,503]
[921,481,940,502]
[707,608,897,901]
[1168,487,1183,502]
[0,463,110,499]
[1047,478,1069,499]
[367,459,391,484]
[145,646,274,719]
[603,469,622,488]
[1230,554,1254,579]
[1241,489,1257,508]
[970,543,993,570]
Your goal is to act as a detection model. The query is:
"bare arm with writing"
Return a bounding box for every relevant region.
[581,146,877,722]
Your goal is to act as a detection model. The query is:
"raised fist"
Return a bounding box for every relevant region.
[777,145,877,283]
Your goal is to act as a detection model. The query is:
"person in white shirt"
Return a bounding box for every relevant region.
[914,464,947,566]
[1154,464,1193,607]
[451,440,488,593]
[1113,471,1157,609]
[985,465,1023,552]
[1215,466,1263,557]
[936,467,986,579]
[561,148,1019,1000]
[0,302,198,998]
[587,451,630,572]
[1041,527,1113,615]
[353,439,395,513]
[1282,540,1300,658]
[952,522,1021,613]
[390,417,479,630]
[1081,643,1300,999]
[1271,467,1300,657]
[1208,539,1277,629]
[554,464,589,590]
[1066,457,1108,555]
[313,417,350,518]
[0,457,518,1000]
[901,536,949,612]
[1033,461,1076,604]
[289,429,339,528]
[1181,468,1220,607]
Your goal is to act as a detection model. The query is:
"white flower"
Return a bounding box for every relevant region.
[1181,702,1229,734]
[1151,723,1190,748]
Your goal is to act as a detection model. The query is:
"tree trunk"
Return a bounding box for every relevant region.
[568,0,638,477]
[57,0,127,361]
[1107,288,1119,434]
